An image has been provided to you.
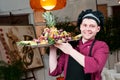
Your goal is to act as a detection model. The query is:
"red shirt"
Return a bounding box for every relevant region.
[49,39,109,80]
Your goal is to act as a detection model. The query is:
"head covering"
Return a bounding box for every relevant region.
[77,9,104,28]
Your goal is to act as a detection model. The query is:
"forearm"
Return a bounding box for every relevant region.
[49,48,57,73]
[69,49,85,67]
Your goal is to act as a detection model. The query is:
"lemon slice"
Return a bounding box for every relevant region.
[73,34,82,40]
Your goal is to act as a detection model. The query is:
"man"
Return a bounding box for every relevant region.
[49,9,109,80]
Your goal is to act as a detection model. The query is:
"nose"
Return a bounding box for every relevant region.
[86,26,91,30]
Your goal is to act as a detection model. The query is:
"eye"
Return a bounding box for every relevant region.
[90,24,95,28]
[82,24,87,27]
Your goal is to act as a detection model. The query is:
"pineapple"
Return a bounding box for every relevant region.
[42,11,57,44]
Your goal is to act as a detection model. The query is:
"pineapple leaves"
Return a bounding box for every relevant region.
[42,12,56,28]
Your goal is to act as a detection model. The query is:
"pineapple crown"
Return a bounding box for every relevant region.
[42,12,56,28]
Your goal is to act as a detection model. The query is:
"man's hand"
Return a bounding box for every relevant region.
[54,42,73,55]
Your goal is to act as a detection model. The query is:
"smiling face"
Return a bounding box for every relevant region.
[80,18,100,43]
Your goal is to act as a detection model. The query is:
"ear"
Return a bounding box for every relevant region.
[97,26,101,32]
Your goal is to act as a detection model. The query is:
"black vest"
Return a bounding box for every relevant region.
[66,40,96,80]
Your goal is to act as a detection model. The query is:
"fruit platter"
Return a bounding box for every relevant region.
[17,12,82,47]
[17,28,82,47]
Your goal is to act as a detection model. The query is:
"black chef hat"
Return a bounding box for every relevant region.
[77,9,104,28]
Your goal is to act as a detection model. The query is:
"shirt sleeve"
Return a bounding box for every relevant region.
[84,41,109,73]
[49,53,66,76]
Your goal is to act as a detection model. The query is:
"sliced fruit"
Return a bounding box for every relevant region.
[73,34,82,40]
[17,41,37,45]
